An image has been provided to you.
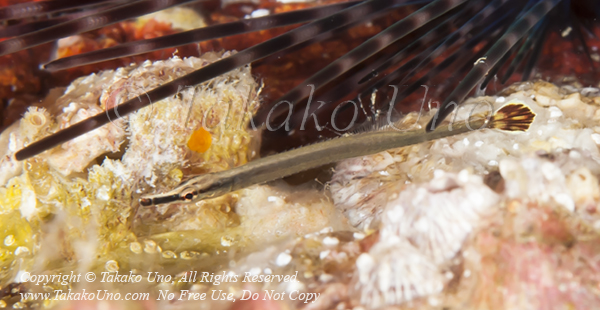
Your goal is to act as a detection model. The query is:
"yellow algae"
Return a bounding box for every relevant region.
[0,52,262,307]
[0,211,33,283]
[0,181,21,214]
[136,6,206,31]
[187,127,212,153]
[0,51,348,310]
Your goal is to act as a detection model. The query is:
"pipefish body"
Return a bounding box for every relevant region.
[139,102,535,206]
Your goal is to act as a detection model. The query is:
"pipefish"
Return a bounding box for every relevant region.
[139,102,535,206]
[4,0,599,161]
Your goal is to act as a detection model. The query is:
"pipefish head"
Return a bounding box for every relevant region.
[139,174,231,207]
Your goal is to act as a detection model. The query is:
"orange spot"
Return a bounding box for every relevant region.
[187,127,212,153]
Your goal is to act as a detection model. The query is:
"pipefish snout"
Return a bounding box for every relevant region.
[139,102,536,206]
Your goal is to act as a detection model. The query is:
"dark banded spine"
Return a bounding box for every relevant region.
[42,1,362,71]
[285,1,473,126]
[257,0,468,123]
[393,0,513,88]
[15,0,413,160]
[0,0,198,57]
[499,17,547,84]
[0,0,118,21]
[0,3,122,38]
[11,0,600,161]
[426,0,561,131]
[356,15,508,117]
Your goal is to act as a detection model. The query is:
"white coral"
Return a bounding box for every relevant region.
[382,170,499,265]
[0,123,23,186]
[500,150,600,213]
[40,70,126,176]
[102,53,260,190]
[332,83,600,233]
[339,83,600,309]
[329,151,399,229]
[355,235,444,308]
[350,170,498,308]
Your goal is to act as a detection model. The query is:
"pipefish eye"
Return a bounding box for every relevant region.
[4,0,600,159]
[180,189,197,201]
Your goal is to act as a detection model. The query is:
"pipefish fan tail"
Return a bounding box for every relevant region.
[0,0,598,159]
[489,102,536,132]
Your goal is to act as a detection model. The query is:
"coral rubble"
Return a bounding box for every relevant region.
[4,61,600,310]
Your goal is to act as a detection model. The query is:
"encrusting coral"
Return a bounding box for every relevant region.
[325,82,600,309]
[0,51,264,296]
[5,56,600,310]
[0,50,351,309]
[4,0,600,309]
